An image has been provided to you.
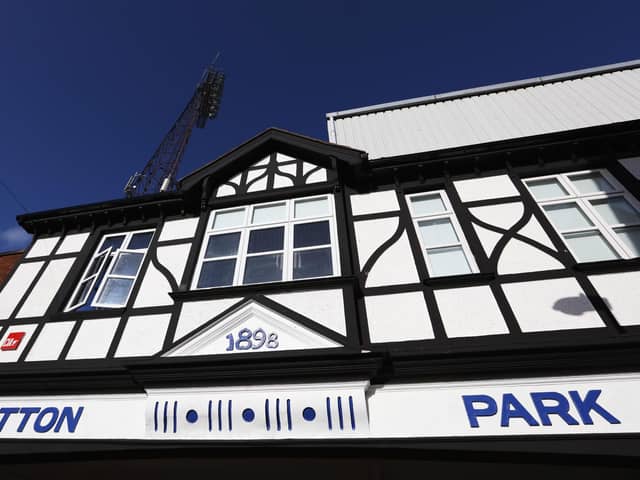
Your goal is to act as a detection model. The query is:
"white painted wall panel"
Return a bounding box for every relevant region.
[306,168,327,184]
[66,317,120,360]
[0,262,43,319]
[158,218,199,241]
[502,278,604,332]
[157,244,191,285]
[267,289,346,335]
[16,258,75,318]
[133,262,173,308]
[56,232,90,254]
[470,202,524,230]
[350,190,399,216]
[497,239,564,274]
[435,286,508,338]
[0,324,38,363]
[216,184,235,197]
[454,175,519,203]
[589,271,640,326]
[175,298,242,341]
[25,237,59,258]
[365,232,420,287]
[365,292,433,343]
[330,65,640,159]
[353,217,398,269]
[619,157,640,179]
[115,313,171,357]
[518,217,556,250]
[472,224,502,257]
[26,321,76,362]
[168,302,339,357]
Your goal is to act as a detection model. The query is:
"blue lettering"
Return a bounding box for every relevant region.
[462,395,497,428]
[17,408,40,432]
[500,393,539,427]
[54,406,84,433]
[569,390,621,425]
[0,408,19,432]
[34,407,59,433]
[530,392,578,426]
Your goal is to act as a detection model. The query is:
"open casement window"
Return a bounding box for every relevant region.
[524,169,640,263]
[407,191,479,277]
[64,230,155,312]
[193,195,339,289]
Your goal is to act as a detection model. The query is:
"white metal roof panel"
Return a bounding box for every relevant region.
[327,61,640,159]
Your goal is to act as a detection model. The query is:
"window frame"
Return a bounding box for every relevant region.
[406,190,479,277]
[523,169,640,262]
[64,229,155,312]
[192,194,340,289]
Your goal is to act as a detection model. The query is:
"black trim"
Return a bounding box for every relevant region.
[171,275,358,301]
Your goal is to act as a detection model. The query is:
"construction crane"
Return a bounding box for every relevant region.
[124,61,225,197]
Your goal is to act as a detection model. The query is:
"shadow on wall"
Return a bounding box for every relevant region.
[553,293,611,316]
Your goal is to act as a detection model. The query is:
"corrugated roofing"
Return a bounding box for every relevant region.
[327,60,640,159]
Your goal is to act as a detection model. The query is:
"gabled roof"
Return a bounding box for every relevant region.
[327,59,640,159]
[179,127,367,191]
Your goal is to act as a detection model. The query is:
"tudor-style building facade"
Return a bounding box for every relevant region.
[1,61,640,476]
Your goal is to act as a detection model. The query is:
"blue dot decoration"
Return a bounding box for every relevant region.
[186,409,198,424]
[242,408,255,422]
[302,407,316,421]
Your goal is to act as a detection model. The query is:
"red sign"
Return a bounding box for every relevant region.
[1,332,26,351]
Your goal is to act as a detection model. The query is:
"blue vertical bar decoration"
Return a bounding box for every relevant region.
[348,395,356,430]
[326,397,332,430]
[208,400,212,432]
[265,399,271,431]
[337,397,344,430]
[227,400,233,431]
[276,398,281,431]
[173,401,178,433]
[217,400,222,432]
[163,401,168,433]
[153,401,159,432]
[286,399,292,431]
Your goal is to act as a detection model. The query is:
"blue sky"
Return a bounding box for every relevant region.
[1,0,639,251]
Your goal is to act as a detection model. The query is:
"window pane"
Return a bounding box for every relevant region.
[295,197,329,218]
[243,254,283,283]
[197,259,236,288]
[251,203,286,224]
[569,172,614,194]
[293,248,333,279]
[418,218,459,247]
[87,250,108,276]
[564,231,620,262]
[294,221,330,248]
[426,246,471,277]
[526,178,569,200]
[615,226,640,256]
[128,231,154,249]
[544,203,594,231]
[111,252,144,276]
[96,278,134,305]
[213,209,245,230]
[247,227,284,253]
[99,235,125,252]
[71,279,93,306]
[591,197,640,226]
[205,232,240,258]
[411,194,445,216]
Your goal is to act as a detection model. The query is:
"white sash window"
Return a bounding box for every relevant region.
[407,191,479,277]
[65,230,154,311]
[524,169,640,262]
[194,195,339,289]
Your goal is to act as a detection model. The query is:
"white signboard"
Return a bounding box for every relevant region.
[0,373,638,439]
